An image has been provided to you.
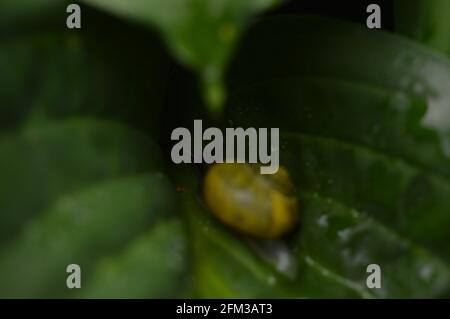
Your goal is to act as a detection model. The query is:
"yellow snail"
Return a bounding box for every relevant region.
[203,163,299,239]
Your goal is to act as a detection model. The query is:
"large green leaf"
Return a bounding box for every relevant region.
[282,135,450,264]
[176,161,450,298]
[219,15,450,297]
[228,15,450,141]
[0,173,176,298]
[81,0,284,113]
[228,78,450,177]
[0,118,162,245]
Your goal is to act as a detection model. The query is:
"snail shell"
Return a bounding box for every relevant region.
[203,163,299,239]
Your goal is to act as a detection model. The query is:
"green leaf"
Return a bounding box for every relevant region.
[0,118,162,245]
[0,5,172,133]
[80,219,187,298]
[222,15,450,297]
[228,78,450,177]
[229,15,450,140]
[395,0,450,56]
[1,3,183,299]
[179,161,450,298]
[281,134,450,264]
[0,173,175,298]
[81,0,284,114]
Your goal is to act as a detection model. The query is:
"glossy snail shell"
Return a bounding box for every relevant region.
[203,163,299,239]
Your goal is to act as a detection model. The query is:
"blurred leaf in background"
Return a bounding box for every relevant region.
[395,0,450,56]
[0,1,173,134]
[0,119,162,244]
[0,172,180,298]
[81,219,187,299]
[0,1,186,298]
[81,0,284,114]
